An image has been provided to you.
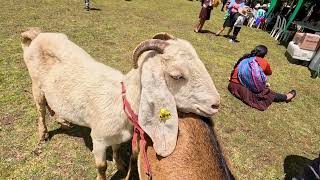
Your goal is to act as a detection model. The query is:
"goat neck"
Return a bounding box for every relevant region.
[123,67,142,114]
[138,114,235,180]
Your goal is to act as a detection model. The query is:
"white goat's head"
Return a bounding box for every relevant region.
[133,33,220,157]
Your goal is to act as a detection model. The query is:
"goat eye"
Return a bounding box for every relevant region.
[170,75,184,80]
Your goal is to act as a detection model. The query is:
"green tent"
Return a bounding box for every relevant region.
[266,0,280,18]
[266,0,306,31]
[285,0,304,30]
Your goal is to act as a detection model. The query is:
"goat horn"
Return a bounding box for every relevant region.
[132,39,169,69]
[152,32,176,41]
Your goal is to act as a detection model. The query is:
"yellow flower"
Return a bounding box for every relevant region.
[159,108,171,123]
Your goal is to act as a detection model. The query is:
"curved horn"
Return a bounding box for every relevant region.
[152,32,176,41]
[132,39,169,69]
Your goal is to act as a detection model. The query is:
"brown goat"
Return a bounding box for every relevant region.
[131,113,235,180]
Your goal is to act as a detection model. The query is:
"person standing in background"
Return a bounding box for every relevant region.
[255,4,267,27]
[221,0,228,12]
[215,0,243,36]
[229,8,247,43]
[194,0,214,33]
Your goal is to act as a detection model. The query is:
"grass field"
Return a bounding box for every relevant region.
[0,0,319,179]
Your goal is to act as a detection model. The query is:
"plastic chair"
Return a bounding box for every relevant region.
[246,12,255,28]
[262,14,274,30]
[252,17,261,28]
[275,18,287,41]
[270,16,282,37]
[248,17,256,27]
[257,18,267,29]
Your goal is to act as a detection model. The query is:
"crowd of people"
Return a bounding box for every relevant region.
[194,0,297,111]
[194,0,269,38]
[215,0,247,43]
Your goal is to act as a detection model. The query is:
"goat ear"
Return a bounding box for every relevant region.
[138,58,178,157]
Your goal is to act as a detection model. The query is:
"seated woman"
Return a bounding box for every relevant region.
[228,45,297,111]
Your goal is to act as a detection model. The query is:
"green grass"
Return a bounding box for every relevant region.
[0,0,319,179]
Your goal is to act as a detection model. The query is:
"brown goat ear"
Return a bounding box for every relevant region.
[152,32,176,41]
[138,57,178,157]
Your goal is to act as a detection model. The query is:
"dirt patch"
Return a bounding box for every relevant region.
[23,87,33,100]
[0,113,16,125]
[32,145,43,156]
[5,151,27,162]
[224,127,236,134]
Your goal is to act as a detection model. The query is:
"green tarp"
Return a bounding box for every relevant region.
[266,0,279,18]
[285,0,304,30]
[266,0,305,31]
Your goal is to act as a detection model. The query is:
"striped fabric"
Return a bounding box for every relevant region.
[237,56,267,93]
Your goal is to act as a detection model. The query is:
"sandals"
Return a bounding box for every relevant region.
[286,90,297,103]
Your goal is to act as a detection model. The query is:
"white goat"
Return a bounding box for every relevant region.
[21,28,220,180]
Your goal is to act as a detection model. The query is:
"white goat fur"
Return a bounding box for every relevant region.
[21,29,220,180]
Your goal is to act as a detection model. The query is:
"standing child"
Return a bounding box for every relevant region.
[215,0,243,36]
[229,8,247,43]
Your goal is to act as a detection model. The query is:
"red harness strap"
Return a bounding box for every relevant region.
[121,82,151,177]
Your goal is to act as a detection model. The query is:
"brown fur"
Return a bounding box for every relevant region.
[138,114,234,180]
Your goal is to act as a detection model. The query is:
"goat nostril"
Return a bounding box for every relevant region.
[211,104,220,109]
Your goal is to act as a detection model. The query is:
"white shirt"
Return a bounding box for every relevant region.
[234,15,246,27]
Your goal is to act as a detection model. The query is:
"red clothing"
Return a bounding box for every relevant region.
[228,82,276,111]
[230,57,272,84]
